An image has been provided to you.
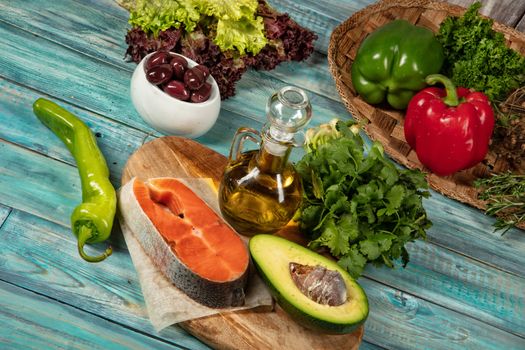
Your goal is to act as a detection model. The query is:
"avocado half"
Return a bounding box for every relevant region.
[249,234,368,334]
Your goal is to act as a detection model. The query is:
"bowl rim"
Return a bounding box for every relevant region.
[140,51,221,108]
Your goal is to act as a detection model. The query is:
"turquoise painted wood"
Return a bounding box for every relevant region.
[364,240,525,336]
[0,279,188,350]
[360,279,525,350]
[0,78,152,182]
[0,204,11,226]
[0,0,524,349]
[0,0,346,100]
[0,137,516,348]
[424,193,525,278]
[0,12,349,145]
[2,96,524,338]
[0,140,523,348]
[0,209,209,349]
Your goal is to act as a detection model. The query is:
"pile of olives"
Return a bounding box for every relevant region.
[145,51,212,103]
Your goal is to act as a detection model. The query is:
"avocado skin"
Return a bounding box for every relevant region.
[253,261,368,334]
[250,234,369,334]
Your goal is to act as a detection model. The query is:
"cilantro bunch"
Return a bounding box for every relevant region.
[296,120,432,278]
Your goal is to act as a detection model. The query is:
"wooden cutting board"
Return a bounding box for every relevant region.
[121,136,364,350]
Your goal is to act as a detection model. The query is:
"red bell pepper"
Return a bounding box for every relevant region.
[404,74,494,176]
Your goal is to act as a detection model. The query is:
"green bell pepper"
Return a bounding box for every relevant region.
[33,98,116,263]
[351,20,444,109]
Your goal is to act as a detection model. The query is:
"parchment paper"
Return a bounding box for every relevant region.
[119,178,273,332]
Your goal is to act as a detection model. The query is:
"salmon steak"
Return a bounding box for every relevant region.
[118,177,249,308]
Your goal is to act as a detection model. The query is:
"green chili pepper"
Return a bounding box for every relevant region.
[33,98,116,262]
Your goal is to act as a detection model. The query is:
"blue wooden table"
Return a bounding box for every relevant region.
[0,0,524,349]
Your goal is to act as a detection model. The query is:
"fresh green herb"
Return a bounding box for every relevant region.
[128,0,267,55]
[436,2,525,102]
[475,173,525,233]
[297,120,432,278]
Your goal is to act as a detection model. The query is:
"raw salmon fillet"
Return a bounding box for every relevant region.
[119,177,249,308]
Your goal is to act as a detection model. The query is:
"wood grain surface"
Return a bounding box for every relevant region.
[1,0,524,349]
[121,136,364,350]
[0,280,180,350]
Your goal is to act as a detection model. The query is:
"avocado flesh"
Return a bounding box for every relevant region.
[249,234,369,334]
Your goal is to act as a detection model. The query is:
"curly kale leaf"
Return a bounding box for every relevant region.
[437,2,525,102]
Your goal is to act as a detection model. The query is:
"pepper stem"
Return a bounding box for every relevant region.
[425,74,459,107]
[77,226,112,263]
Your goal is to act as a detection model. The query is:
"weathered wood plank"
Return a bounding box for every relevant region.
[3,89,525,336]
[0,139,82,227]
[2,133,525,339]
[424,193,525,278]
[79,0,130,19]
[0,209,209,350]
[360,278,525,350]
[0,137,127,253]
[365,240,525,337]
[0,2,523,348]
[0,76,270,163]
[517,15,525,33]
[0,204,11,228]
[2,207,522,350]
[0,279,192,350]
[0,80,262,228]
[0,13,350,143]
[220,69,349,126]
[446,0,525,27]
[0,130,124,256]
[0,0,129,69]
[268,0,367,53]
[0,0,522,288]
[0,79,151,183]
[0,19,144,130]
[272,0,372,23]
[264,51,342,101]
[0,0,342,103]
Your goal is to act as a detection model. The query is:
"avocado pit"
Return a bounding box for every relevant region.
[289,262,347,306]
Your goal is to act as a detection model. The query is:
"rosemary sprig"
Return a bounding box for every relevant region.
[475,173,525,233]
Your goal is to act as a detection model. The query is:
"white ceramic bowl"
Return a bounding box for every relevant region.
[130,52,221,138]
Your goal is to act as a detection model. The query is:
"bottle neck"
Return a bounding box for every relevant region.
[256,139,292,174]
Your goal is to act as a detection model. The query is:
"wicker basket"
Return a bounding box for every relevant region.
[328,0,525,228]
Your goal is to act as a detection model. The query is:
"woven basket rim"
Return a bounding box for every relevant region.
[328,0,525,119]
[327,0,525,230]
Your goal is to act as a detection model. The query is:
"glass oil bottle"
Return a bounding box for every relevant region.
[219,86,312,236]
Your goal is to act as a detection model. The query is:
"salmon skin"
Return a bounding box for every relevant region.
[119,177,249,308]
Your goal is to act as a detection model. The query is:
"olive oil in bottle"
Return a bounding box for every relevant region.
[219,86,312,236]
